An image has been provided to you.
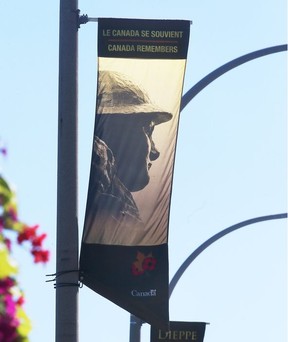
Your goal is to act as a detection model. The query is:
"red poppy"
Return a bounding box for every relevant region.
[131,263,144,276]
[142,257,157,271]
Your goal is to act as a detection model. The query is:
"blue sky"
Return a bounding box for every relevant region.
[0,0,287,341]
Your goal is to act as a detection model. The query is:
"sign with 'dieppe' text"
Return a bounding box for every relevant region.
[151,322,207,342]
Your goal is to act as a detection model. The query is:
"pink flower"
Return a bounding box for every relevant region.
[17,225,39,244]
[31,249,50,263]
[0,319,19,342]
[0,278,15,294]
[32,233,47,247]
[4,294,16,317]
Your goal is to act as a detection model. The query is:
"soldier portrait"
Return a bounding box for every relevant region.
[83,70,174,245]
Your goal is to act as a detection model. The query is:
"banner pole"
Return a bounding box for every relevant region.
[56,0,79,341]
[129,315,143,342]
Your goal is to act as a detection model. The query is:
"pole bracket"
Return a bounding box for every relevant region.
[78,13,89,28]
[77,10,98,28]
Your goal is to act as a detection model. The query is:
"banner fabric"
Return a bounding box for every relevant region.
[80,17,190,329]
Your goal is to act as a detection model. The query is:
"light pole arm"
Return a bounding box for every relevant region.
[181,44,287,111]
[169,213,287,297]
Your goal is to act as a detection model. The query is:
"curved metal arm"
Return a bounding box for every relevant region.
[180,44,287,111]
[169,213,287,297]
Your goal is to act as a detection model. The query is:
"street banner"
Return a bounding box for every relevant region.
[151,322,207,342]
[80,18,190,328]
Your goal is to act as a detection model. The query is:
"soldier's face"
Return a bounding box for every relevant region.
[97,116,160,192]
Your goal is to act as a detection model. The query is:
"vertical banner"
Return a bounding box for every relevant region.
[151,322,207,342]
[80,18,190,328]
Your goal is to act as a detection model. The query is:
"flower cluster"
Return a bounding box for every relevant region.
[0,166,50,340]
[0,275,31,341]
[0,177,49,264]
[131,251,157,276]
[17,226,49,264]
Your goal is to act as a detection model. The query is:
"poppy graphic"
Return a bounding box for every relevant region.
[131,251,157,276]
[142,257,157,271]
[131,263,145,276]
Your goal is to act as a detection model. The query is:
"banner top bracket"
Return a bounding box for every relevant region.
[78,13,89,28]
[78,14,192,27]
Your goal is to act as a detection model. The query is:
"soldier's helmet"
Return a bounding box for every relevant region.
[96,71,172,125]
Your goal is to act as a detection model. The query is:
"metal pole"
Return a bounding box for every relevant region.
[129,315,143,342]
[56,0,79,341]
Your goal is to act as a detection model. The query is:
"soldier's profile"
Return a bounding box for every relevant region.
[83,71,172,245]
